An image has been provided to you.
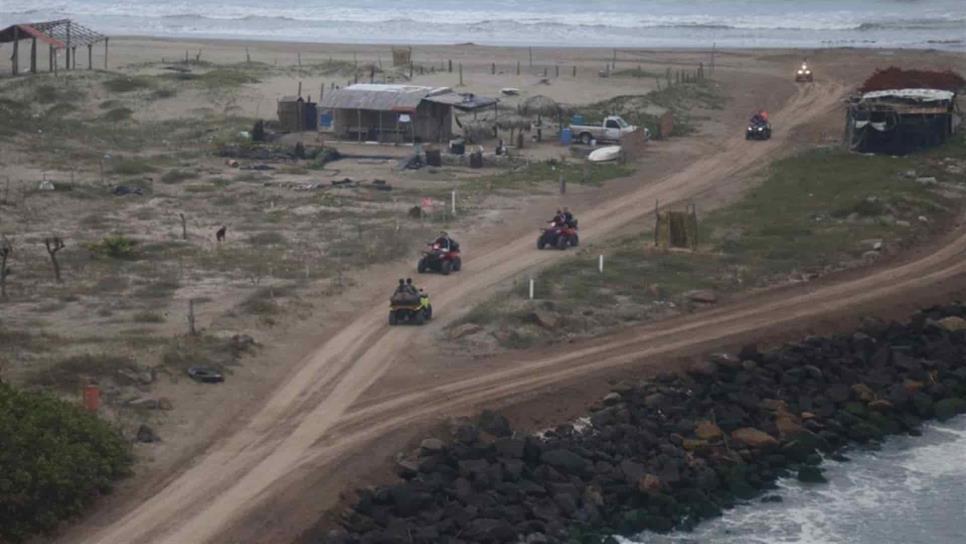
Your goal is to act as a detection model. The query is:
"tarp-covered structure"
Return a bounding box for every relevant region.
[846,88,960,155]
[319,84,497,143]
[0,19,108,75]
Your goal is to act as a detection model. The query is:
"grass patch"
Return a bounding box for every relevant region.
[160,169,199,184]
[132,311,165,323]
[184,183,218,193]
[458,140,961,348]
[103,76,153,93]
[579,79,725,137]
[100,107,134,123]
[28,353,136,390]
[109,157,157,176]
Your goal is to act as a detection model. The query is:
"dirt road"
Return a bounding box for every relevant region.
[76,82,848,544]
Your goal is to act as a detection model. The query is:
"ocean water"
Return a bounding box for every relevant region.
[0,0,964,50]
[617,417,966,544]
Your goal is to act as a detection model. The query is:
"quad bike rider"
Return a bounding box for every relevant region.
[795,60,813,82]
[537,208,579,250]
[418,231,462,275]
[746,110,772,140]
[389,278,433,325]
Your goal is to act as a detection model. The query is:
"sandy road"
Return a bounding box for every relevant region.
[77,82,845,544]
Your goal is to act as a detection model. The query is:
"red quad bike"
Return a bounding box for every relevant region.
[537,220,579,250]
[417,242,462,275]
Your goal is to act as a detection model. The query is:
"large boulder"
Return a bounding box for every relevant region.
[694,421,723,440]
[540,449,588,473]
[731,427,778,449]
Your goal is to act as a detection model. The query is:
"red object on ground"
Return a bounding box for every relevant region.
[83,384,101,412]
[859,67,965,93]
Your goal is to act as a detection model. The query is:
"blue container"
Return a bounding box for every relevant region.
[560,127,572,146]
[319,111,333,129]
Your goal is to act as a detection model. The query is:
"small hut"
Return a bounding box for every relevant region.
[319,84,494,143]
[277,96,318,132]
[846,89,959,154]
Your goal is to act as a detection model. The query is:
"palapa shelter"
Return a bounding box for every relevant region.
[846,88,960,155]
[319,84,496,143]
[0,19,108,75]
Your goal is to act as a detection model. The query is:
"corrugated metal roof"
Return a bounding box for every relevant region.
[424,92,499,111]
[861,88,955,103]
[320,84,452,112]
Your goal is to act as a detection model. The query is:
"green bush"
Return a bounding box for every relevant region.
[88,235,138,259]
[0,383,133,542]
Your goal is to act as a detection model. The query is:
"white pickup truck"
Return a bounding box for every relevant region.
[570,115,639,145]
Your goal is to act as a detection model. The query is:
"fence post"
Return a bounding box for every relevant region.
[451,189,456,214]
[529,278,535,300]
[598,255,604,273]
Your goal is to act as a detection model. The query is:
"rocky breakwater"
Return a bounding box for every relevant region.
[323,305,966,543]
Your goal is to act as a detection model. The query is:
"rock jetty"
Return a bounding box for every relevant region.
[323,304,966,543]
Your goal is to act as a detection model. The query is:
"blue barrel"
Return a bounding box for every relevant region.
[560,127,572,145]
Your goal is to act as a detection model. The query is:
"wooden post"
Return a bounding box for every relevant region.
[297,81,302,97]
[448,59,452,73]
[65,22,71,70]
[491,62,495,74]
[30,38,37,73]
[357,109,362,143]
[12,27,18,75]
[573,65,576,78]
[710,43,716,75]
[71,47,77,69]
[458,63,463,86]
[612,48,617,69]
[87,44,92,70]
[516,61,520,75]
[104,38,109,69]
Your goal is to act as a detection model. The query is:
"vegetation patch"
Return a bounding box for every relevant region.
[0,383,133,543]
[103,76,153,93]
[27,353,137,391]
[456,138,963,348]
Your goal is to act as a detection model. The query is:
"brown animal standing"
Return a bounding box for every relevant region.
[216,226,227,242]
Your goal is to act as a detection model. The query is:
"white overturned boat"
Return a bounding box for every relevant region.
[588,145,622,162]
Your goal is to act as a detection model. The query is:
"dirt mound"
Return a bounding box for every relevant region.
[859,67,965,93]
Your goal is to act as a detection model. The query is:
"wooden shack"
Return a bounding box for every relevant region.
[319,84,455,143]
[846,89,959,155]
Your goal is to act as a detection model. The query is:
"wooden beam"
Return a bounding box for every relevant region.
[104,38,109,70]
[12,26,19,75]
[88,44,92,70]
[30,38,37,73]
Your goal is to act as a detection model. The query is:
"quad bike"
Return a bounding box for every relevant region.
[388,292,433,326]
[537,220,579,250]
[795,62,813,83]
[417,242,462,275]
[746,120,772,140]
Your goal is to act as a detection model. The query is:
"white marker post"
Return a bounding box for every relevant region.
[529,278,535,300]
[598,254,604,273]
[451,190,456,215]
